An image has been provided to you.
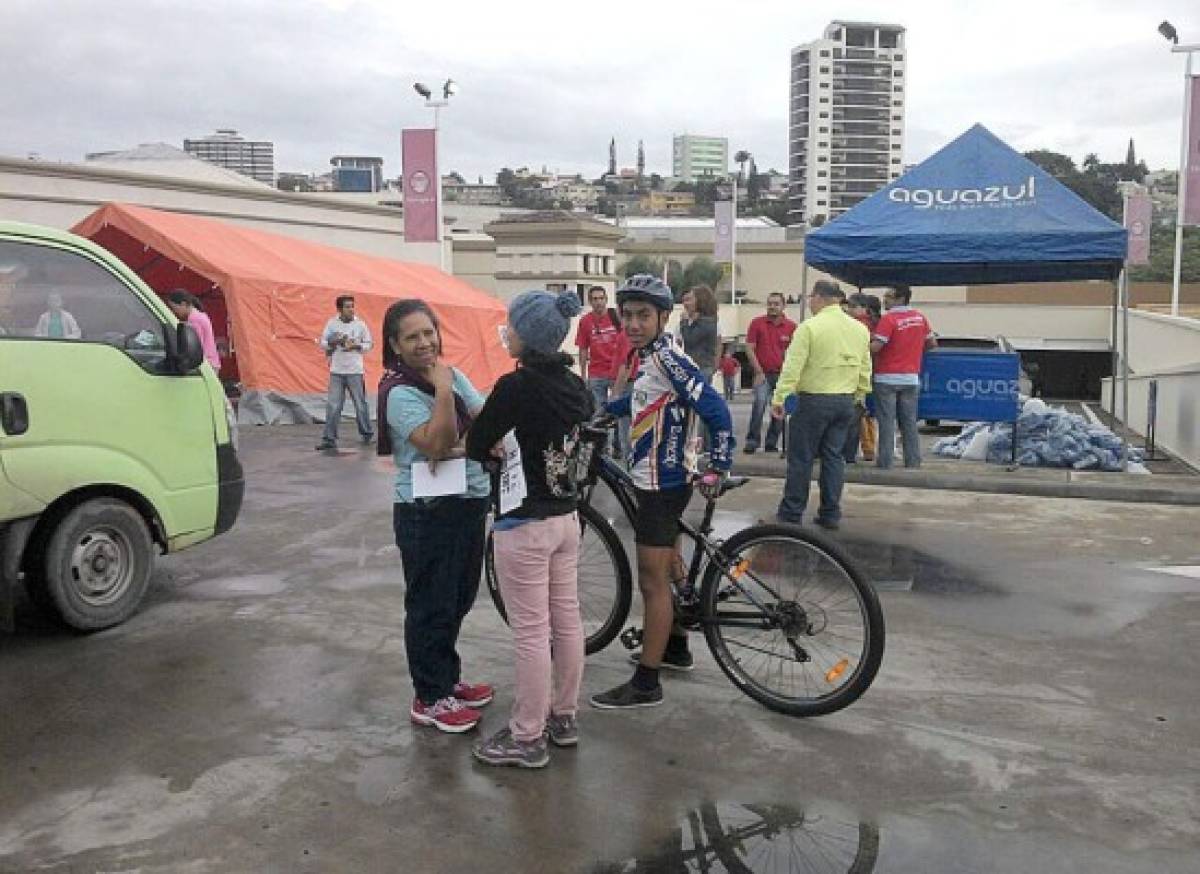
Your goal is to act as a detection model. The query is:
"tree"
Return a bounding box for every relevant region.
[557,198,575,211]
[1024,150,1076,179]
[1129,224,1200,282]
[618,254,663,278]
[446,171,466,185]
[682,256,724,290]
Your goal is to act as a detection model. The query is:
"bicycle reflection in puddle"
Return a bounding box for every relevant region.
[591,800,879,873]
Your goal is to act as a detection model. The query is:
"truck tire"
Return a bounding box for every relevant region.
[40,499,154,631]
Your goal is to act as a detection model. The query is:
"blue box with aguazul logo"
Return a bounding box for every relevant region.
[918,350,1020,423]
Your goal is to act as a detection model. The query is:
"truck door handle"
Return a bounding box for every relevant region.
[0,393,28,435]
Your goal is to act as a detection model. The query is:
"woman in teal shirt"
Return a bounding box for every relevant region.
[379,299,494,735]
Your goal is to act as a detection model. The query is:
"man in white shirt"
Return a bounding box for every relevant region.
[316,295,374,451]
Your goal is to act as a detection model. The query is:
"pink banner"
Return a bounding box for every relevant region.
[1184,75,1200,226]
[713,200,734,262]
[1124,191,1152,265]
[402,128,439,243]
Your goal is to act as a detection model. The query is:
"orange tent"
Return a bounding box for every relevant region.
[71,203,511,424]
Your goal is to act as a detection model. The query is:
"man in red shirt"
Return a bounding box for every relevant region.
[743,292,796,453]
[575,285,626,451]
[870,285,937,469]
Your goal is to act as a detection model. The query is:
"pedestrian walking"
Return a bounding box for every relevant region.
[871,286,936,469]
[165,290,219,369]
[589,275,733,711]
[678,285,720,383]
[466,290,594,769]
[742,293,796,454]
[378,299,493,734]
[316,295,374,450]
[771,281,872,530]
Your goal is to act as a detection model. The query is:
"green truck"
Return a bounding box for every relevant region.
[0,221,244,631]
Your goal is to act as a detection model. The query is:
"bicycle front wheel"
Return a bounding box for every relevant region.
[699,525,884,717]
[485,502,632,655]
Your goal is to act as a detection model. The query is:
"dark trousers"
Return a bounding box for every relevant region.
[393,496,489,705]
[777,393,855,525]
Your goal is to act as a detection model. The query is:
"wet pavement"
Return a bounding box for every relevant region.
[2,424,1199,872]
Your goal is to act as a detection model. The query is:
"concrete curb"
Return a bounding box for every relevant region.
[733,457,1200,506]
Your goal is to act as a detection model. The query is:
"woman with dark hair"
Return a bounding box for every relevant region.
[843,293,880,463]
[465,290,593,769]
[165,289,220,369]
[678,284,720,384]
[378,299,493,734]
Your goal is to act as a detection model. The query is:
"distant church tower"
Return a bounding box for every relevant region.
[637,140,645,179]
[608,137,617,176]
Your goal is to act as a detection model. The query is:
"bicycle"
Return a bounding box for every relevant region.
[485,424,886,717]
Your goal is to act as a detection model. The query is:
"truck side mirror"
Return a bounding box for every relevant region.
[164,322,205,374]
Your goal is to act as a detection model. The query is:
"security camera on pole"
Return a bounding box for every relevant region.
[1157,21,1200,316]
[405,79,457,270]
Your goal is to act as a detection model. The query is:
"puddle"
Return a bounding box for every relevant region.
[590,800,1193,873]
[591,801,874,874]
[184,574,289,599]
[836,539,1005,597]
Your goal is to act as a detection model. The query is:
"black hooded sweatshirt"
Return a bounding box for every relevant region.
[465,355,595,520]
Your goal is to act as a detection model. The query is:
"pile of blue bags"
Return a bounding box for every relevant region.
[932,400,1143,471]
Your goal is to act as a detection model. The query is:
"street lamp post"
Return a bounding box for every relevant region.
[412,79,457,270]
[1159,22,1199,316]
[732,149,752,307]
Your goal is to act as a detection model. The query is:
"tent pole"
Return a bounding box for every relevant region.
[1120,268,1131,470]
[1109,281,1119,418]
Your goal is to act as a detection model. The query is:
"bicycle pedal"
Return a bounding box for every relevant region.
[619,627,643,650]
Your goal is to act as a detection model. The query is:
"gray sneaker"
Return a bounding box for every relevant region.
[545,713,578,747]
[471,727,549,769]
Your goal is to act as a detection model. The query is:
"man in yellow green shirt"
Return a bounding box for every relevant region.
[769,281,872,529]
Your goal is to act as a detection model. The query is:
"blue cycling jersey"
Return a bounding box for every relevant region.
[606,333,733,491]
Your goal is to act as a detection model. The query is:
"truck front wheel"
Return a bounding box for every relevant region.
[39,499,154,631]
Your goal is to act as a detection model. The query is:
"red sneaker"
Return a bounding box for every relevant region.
[453,681,494,708]
[410,697,482,733]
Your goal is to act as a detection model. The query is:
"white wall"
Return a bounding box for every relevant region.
[0,158,442,265]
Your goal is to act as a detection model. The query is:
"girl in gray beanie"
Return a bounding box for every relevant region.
[466,290,596,768]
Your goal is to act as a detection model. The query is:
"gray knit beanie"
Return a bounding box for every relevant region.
[508,290,583,355]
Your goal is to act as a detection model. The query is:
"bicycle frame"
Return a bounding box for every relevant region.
[590,456,785,623]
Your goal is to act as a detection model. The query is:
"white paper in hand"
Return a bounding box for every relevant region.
[498,430,528,515]
[412,458,468,498]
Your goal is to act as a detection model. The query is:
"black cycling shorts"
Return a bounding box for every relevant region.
[633,486,693,548]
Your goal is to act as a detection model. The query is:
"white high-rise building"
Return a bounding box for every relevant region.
[183,129,275,186]
[788,22,906,226]
[672,134,729,182]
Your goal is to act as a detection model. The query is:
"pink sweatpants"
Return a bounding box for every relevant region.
[493,513,585,743]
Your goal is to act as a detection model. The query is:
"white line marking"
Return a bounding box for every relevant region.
[1148,565,1200,579]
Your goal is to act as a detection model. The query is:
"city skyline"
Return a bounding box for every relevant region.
[2,0,1196,184]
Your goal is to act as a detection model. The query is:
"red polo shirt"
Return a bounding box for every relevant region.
[873,306,932,377]
[745,314,796,374]
[575,310,624,380]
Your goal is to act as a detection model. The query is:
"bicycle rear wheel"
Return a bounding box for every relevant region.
[699,524,884,717]
[486,502,632,655]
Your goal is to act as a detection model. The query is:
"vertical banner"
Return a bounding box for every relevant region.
[1124,191,1152,265]
[1185,75,1200,226]
[402,128,439,242]
[713,199,734,262]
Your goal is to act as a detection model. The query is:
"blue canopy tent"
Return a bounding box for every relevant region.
[805,124,1128,287]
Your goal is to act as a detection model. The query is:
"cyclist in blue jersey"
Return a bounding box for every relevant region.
[590,274,734,710]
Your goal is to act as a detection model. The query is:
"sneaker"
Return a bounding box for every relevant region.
[814,517,841,531]
[627,648,695,672]
[742,445,758,455]
[453,681,494,708]
[545,713,579,747]
[472,728,549,769]
[361,433,376,445]
[410,697,481,733]
[315,440,336,451]
[765,445,779,453]
[590,681,663,710]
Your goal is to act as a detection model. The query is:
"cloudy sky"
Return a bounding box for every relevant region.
[2,0,1196,181]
